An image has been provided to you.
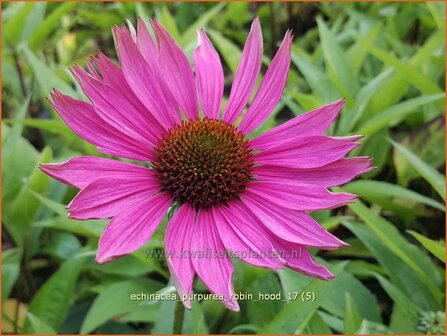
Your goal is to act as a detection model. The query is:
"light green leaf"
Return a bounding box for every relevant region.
[343,180,445,212]
[207,29,241,74]
[28,2,76,50]
[2,248,22,303]
[358,93,445,135]
[390,139,446,200]
[344,293,362,334]
[21,45,77,98]
[81,279,164,333]
[407,230,445,262]
[26,313,57,335]
[259,262,346,334]
[191,301,209,334]
[23,255,85,333]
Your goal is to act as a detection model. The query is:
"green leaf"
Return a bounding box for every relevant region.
[7,147,52,245]
[3,3,36,45]
[365,44,443,95]
[181,3,226,48]
[390,139,446,200]
[207,29,241,74]
[21,45,77,98]
[356,320,393,334]
[23,255,85,333]
[344,293,362,334]
[407,230,446,262]
[317,17,359,98]
[26,313,57,335]
[342,180,445,212]
[191,301,209,334]
[2,97,31,160]
[259,262,346,334]
[28,3,76,50]
[343,221,440,310]
[344,200,443,302]
[2,248,22,303]
[358,93,445,135]
[81,279,164,333]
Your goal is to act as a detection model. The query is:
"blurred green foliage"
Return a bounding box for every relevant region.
[1,1,445,334]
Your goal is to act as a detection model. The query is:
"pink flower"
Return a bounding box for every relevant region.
[41,18,373,311]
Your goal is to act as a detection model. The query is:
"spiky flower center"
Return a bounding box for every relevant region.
[153,118,254,208]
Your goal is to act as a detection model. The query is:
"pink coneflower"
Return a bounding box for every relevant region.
[41,18,372,311]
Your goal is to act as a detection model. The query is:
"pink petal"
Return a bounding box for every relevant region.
[238,31,292,134]
[49,90,154,161]
[251,98,345,150]
[136,17,158,64]
[213,202,284,269]
[245,180,356,211]
[96,192,171,263]
[92,52,166,136]
[253,157,374,187]
[191,209,239,311]
[40,156,152,189]
[151,20,199,120]
[68,175,161,220]
[271,239,335,280]
[71,65,161,147]
[253,135,361,169]
[113,26,179,130]
[241,192,347,249]
[194,29,224,119]
[165,203,196,309]
[222,18,262,124]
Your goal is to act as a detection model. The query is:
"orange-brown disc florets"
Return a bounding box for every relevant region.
[153,118,254,208]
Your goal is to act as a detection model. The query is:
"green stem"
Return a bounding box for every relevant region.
[172,300,185,334]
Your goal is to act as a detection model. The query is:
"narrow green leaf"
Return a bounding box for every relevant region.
[81,279,164,333]
[26,313,57,335]
[8,147,52,245]
[390,139,446,200]
[358,93,445,135]
[317,17,359,97]
[407,230,445,262]
[259,262,346,334]
[191,301,209,334]
[23,255,85,333]
[344,293,362,334]
[21,45,77,98]
[2,248,22,303]
[28,2,76,50]
[365,44,443,95]
[343,180,445,212]
[207,29,241,74]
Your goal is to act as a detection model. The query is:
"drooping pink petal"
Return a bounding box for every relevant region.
[241,192,347,249]
[253,157,374,187]
[238,31,292,134]
[251,98,345,150]
[96,192,171,263]
[91,52,167,136]
[222,18,262,124]
[213,202,284,269]
[40,156,151,189]
[245,180,356,211]
[165,203,196,309]
[49,90,154,161]
[194,29,224,119]
[253,135,361,169]
[113,26,179,129]
[71,65,161,147]
[191,209,239,311]
[151,20,199,120]
[271,239,335,280]
[68,175,161,220]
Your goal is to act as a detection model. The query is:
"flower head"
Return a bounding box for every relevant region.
[41,17,373,311]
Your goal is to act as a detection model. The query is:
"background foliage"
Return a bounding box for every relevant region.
[2,1,446,334]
